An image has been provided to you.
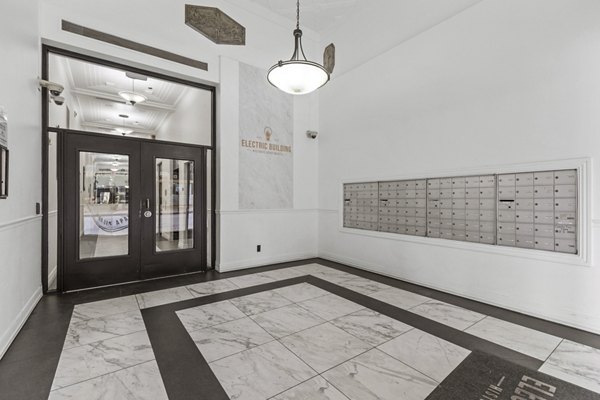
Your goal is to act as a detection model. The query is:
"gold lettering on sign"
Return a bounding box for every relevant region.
[240,139,292,154]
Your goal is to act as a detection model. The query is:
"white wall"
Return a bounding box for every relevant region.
[217,58,319,270]
[38,0,321,271]
[155,86,212,145]
[318,0,600,333]
[0,0,43,358]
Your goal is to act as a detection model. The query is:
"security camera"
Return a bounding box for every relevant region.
[306,130,318,139]
[38,79,64,96]
[53,96,65,106]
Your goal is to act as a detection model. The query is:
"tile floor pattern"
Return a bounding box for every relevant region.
[47,263,600,399]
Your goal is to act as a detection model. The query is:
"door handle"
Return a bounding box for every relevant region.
[145,198,150,209]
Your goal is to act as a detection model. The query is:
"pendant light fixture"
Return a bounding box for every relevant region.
[119,78,147,106]
[267,0,330,95]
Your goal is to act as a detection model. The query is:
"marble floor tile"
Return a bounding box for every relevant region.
[465,316,562,361]
[331,309,413,346]
[280,323,372,373]
[71,296,139,322]
[230,290,292,316]
[274,283,330,303]
[298,294,364,321]
[292,263,331,275]
[272,376,350,400]
[135,286,193,309]
[323,349,438,400]
[410,300,486,330]
[64,310,146,349]
[210,341,316,400]
[48,360,168,400]
[228,273,276,289]
[251,304,325,339]
[378,329,470,383]
[260,268,306,281]
[52,330,155,389]
[189,317,274,362]
[336,276,392,295]
[176,300,246,332]
[368,287,430,310]
[310,270,356,284]
[539,340,600,394]
[186,279,239,298]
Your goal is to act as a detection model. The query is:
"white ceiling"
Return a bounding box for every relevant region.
[50,55,190,137]
[244,0,362,33]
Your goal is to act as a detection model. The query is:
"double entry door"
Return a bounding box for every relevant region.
[62,132,206,291]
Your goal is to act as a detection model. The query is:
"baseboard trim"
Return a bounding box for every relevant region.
[218,252,318,272]
[0,286,43,360]
[318,251,600,335]
[48,265,57,289]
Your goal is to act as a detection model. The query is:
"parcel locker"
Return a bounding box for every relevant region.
[479,199,496,210]
[534,199,554,212]
[515,224,535,236]
[479,175,496,187]
[498,187,516,200]
[428,227,441,238]
[534,224,554,238]
[452,210,466,219]
[534,171,554,185]
[415,180,427,189]
[465,176,480,188]
[515,173,534,186]
[479,233,496,244]
[555,225,576,240]
[479,187,496,198]
[498,235,516,246]
[427,179,440,190]
[497,222,516,235]
[498,174,516,186]
[555,198,576,212]
[498,201,515,211]
[554,185,577,198]
[452,232,466,241]
[515,199,534,209]
[440,229,453,239]
[515,210,534,224]
[465,199,479,209]
[534,237,555,251]
[498,210,515,223]
[345,168,578,253]
[440,178,453,188]
[516,236,535,249]
[534,186,554,198]
[465,231,480,242]
[555,170,577,185]
[452,199,467,209]
[534,211,554,225]
[555,239,577,254]
[516,187,534,198]
[465,188,480,198]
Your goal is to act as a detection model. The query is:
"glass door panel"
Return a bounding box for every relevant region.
[63,132,141,291]
[79,151,130,259]
[155,158,194,252]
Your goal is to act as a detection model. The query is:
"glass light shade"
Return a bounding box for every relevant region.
[267,61,330,95]
[118,91,147,105]
[114,128,133,135]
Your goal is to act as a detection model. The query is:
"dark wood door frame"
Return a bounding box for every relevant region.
[42,45,217,293]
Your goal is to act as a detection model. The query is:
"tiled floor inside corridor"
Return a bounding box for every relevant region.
[5,262,600,399]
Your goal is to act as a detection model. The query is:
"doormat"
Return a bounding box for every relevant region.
[426,351,600,400]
